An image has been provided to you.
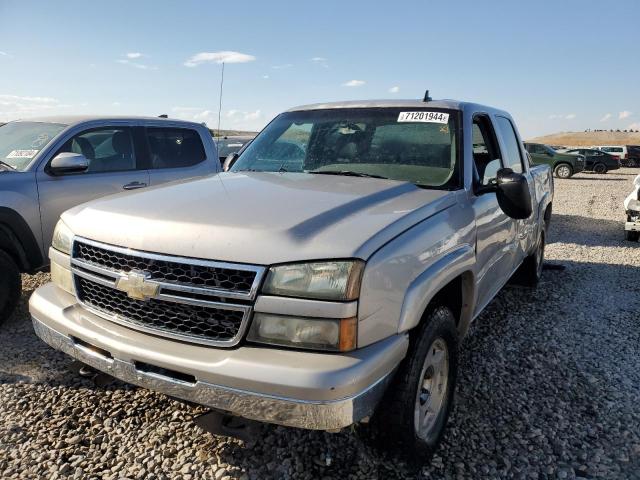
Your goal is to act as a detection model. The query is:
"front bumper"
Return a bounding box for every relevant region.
[30,283,407,430]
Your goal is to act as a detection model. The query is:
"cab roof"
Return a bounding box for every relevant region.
[9,115,205,128]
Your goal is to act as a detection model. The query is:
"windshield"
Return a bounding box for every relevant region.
[0,122,66,171]
[231,108,460,189]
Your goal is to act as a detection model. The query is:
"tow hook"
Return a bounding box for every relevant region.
[193,410,261,446]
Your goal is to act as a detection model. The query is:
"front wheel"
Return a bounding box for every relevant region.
[554,163,573,179]
[372,306,458,458]
[625,230,640,242]
[512,231,545,287]
[593,163,607,174]
[0,250,21,325]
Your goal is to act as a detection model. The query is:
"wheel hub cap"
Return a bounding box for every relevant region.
[414,338,449,440]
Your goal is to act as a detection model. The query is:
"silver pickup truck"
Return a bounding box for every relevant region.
[30,99,553,455]
[0,116,219,323]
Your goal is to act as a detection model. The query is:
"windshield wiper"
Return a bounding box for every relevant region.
[308,170,389,180]
[0,160,16,171]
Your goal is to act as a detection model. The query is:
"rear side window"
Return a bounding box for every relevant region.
[495,116,524,173]
[146,128,206,169]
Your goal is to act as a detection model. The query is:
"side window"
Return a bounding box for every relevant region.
[495,116,524,174]
[146,128,206,169]
[57,128,136,173]
[472,116,502,186]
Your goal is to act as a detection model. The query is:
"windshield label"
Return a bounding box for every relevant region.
[397,111,449,124]
[6,149,39,159]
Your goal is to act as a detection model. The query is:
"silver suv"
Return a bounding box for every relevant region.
[0,116,219,322]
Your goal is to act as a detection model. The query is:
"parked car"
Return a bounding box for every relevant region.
[563,148,620,173]
[524,142,585,178]
[31,99,553,456]
[624,174,640,241]
[0,116,219,323]
[594,145,627,162]
[626,145,640,167]
[550,145,566,150]
[216,135,255,164]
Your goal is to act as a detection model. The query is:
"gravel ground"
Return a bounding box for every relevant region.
[1,168,639,479]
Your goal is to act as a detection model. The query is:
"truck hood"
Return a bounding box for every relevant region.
[63,172,456,265]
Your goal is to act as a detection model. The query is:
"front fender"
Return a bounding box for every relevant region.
[397,244,475,336]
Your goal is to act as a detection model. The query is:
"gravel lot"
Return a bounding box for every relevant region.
[1,168,639,480]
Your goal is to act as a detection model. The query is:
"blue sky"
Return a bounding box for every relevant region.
[0,0,638,137]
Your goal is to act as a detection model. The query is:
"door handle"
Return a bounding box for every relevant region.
[122,181,147,190]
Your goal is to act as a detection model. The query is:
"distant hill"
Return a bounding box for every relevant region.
[527,131,640,147]
[211,129,257,138]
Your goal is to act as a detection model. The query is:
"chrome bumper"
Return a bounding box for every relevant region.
[33,317,392,430]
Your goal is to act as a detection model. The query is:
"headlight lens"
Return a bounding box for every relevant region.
[247,313,357,351]
[51,220,73,255]
[262,260,364,301]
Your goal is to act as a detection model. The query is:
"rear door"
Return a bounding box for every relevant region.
[470,114,517,313]
[36,125,149,250]
[144,126,217,185]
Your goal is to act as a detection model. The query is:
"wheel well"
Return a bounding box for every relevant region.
[424,272,473,329]
[543,203,552,231]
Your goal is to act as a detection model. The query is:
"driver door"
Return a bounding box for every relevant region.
[36,126,149,250]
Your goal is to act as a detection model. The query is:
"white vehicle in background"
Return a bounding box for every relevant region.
[594,146,627,162]
[624,174,640,241]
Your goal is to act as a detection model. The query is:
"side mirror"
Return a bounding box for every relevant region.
[222,153,239,172]
[49,152,89,175]
[495,168,532,219]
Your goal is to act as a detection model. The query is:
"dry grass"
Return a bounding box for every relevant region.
[527,131,640,147]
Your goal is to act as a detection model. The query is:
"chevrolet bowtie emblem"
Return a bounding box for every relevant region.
[115,271,159,301]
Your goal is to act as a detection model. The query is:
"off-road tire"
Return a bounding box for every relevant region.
[0,250,21,325]
[512,231,545,287]
[625,230,640,242]
[592,163,607,174]
[554,163,573,179]
[371,305,458,460]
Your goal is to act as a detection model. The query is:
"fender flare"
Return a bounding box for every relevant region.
[0,207,43,272]
[397,244,476,336]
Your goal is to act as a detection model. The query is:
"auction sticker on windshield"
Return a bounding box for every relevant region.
[6,149,39,159]
[397,111,449,124]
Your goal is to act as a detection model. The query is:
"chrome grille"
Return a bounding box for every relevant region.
[70,237,265,347]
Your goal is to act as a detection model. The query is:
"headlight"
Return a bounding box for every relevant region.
[51,220,73,255]
[262,260,364,301]
[247,313,357,351]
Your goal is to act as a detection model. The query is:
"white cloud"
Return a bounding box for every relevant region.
[600,113,612,122]
[126,52,142,59]
[548,113,576,120]
[627,122,640,131]
[0,94,71,121]
[619,110,632,119]
[311,57,327,62]
[244,110,261,121]
[262,74,270,79]
[112,101,121,107]
[272,63,293,69]
[389,86,400,93]
[0,51,10,58]
[117,58,156,70]
[184,51,255,67]
[171,106,265,130]
[343,80,365,87]
[565,113,576,120]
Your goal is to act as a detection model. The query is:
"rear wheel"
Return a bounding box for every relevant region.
[554,163,573,179]
[0,250,21,325]
[372,305,458,459]
[593,163,607,174]
[625,230,640,242]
